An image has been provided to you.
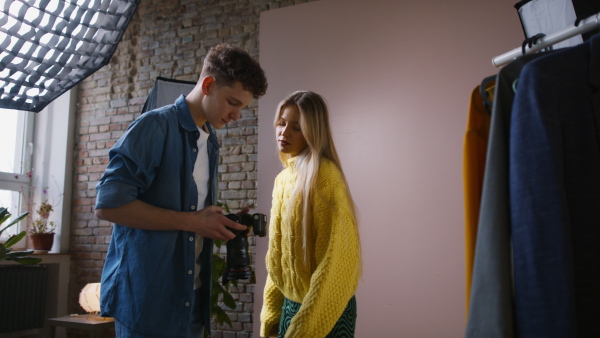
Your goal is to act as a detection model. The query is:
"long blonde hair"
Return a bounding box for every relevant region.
[274,91,358,267]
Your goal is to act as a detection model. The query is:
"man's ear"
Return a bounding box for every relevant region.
[201,76,216,95]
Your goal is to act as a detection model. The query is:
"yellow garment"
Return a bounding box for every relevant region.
[463,84,492,314]
[260,157,361,338]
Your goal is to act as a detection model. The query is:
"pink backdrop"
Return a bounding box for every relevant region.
[255,0,523,336]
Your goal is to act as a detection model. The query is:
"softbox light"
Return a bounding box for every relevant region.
[515,0,583,49]
[515,0,600,48]
[0,0,140,113]
[141,77,196,114]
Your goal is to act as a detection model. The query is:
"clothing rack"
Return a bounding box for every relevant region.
[492,11,600,67]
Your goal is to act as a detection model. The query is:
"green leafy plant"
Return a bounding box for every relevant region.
[0,207,42,265]
[207,202,239,334]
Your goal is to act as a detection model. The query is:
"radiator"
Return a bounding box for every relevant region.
[0,265,48,333]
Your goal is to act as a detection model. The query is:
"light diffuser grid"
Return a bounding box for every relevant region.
[0,0,139,112]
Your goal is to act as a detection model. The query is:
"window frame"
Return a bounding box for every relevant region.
[0,109,34,240]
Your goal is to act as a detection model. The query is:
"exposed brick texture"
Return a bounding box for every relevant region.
[69,0,318,337]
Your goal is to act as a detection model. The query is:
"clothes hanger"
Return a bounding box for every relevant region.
[479,34,551,114]
[510,33,553,94]
[521,33,552,55]
[480,75,496,114]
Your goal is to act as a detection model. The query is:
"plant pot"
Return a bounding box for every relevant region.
[29,233,55,252]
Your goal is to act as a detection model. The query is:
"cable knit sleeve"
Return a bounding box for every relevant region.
[260,172,286,337]
[260,273,285,337]
[285,160,361,338]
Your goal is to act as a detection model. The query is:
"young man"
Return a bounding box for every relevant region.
[95,44,268,337]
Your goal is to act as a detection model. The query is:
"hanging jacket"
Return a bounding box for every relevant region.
[509,32,600,338]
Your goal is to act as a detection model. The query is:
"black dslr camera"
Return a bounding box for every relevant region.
[222,213,267,285]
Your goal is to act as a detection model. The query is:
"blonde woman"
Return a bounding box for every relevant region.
[260,91,361,338]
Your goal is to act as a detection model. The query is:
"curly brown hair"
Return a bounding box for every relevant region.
[201,44,268,98]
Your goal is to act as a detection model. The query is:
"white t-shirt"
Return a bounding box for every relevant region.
[193,126,210,290]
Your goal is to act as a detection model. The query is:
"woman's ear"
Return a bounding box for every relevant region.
[200,76,215,95]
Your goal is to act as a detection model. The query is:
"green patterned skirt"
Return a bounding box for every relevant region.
[278,296,357,338]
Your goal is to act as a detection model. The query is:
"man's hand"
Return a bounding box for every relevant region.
[190,205,247,240]
[95,200,247,239]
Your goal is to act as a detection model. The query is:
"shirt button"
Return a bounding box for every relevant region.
[185,302,190,307]
[189,236,194,241]
[188,270,193,274]
[191,205,196,210]
[193,148,197,152]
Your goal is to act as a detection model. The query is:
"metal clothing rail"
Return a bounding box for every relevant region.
[492,11,600,67]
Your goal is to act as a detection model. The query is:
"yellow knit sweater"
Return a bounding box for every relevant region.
[260,157,361,338]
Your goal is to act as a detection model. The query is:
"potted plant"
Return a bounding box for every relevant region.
[16,170,61,253]
[0,207,42,264]
[27,200,57,252]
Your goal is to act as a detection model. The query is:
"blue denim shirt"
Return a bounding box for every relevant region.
[96,95,218,336]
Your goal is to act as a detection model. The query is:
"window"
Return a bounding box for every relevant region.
[0,108,34,238]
